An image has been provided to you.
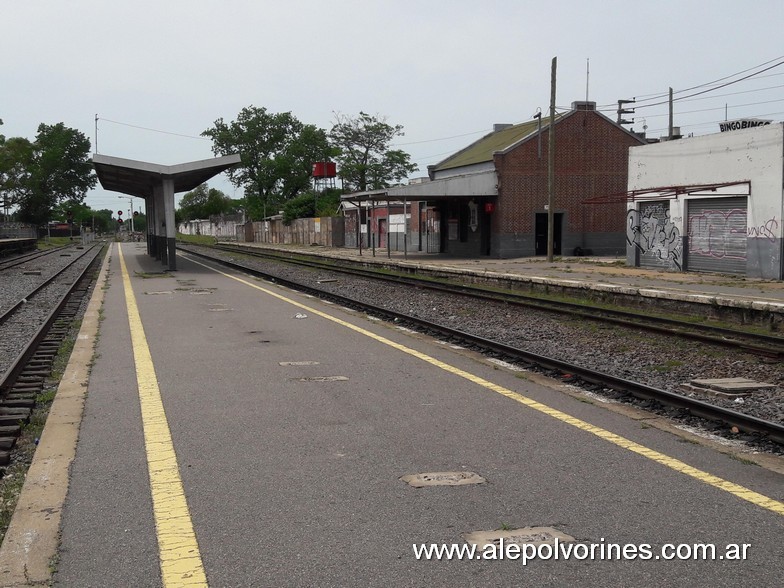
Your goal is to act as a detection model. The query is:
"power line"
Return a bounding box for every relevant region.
[626,59,784,111]
[98,117,210,141]
[597,55,784,107]
[393,128,492,147]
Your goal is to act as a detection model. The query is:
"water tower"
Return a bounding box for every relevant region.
[312,161,337,192]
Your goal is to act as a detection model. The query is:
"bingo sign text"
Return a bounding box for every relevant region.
[719,118,772,132]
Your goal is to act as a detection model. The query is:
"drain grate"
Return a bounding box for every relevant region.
[400,471,486,487]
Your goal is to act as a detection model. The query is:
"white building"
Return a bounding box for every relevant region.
[626,123,783,279]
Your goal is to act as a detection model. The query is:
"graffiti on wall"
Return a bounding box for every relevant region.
[687,208,747,260]
[747,216,779,242]
[626,205,682,269]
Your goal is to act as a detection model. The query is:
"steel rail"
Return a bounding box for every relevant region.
[0,244,100,326]
[0,245,104,395]
[0,244,73,272]
[209,244,784,358]
[181,246,784,445]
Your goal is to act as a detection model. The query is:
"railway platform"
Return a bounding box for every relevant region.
[235,242,784,318]
[0,242,782,587]
[0,238,37,258]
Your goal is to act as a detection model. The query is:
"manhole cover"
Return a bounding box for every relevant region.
[462,527,575,547]
[400,471,486,488]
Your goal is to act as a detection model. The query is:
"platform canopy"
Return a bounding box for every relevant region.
[341,169,497,203]
[91,153,240,271]
[92,153,241,199]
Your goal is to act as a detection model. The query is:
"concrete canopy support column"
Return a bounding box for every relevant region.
[153,184,165,262]
[163,178,177,271]
[144,197,153,256]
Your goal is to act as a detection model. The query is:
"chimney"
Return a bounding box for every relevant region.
[493,123,513,132]
[571,101,596,111]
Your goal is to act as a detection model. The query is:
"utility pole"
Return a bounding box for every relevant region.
[547,56,556,263]
[668,87,674,139]
[617,99,635,125]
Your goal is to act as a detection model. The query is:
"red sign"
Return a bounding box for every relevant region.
[484,203,495,213]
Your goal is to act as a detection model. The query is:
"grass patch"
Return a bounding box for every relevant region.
[652,359,685,373]
[177,233,218,246]
[728,453,757,466]
[678,437,700,445]
[37,236,73,250]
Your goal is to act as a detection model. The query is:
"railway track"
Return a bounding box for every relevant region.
[0,243,105,468]
[210,243,784,359]
[179,244,784,447]
[0,244,72,272]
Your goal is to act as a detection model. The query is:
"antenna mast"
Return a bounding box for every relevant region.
[585,58,590,102]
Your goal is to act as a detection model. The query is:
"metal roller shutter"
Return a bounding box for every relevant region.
[638,201,677,270]
[686,197,747,275]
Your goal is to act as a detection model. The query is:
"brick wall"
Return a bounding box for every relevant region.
[493,110,643,242]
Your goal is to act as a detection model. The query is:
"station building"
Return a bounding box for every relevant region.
[623,122,783,279]
[341,101,645,258]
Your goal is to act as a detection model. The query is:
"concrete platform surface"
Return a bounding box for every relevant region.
[0,243,782,587]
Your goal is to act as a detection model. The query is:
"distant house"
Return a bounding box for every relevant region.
[341,101,645,258]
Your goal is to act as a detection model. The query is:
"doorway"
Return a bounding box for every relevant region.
[535,213,562,255]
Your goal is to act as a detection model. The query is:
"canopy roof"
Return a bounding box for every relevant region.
[92,153,241,198]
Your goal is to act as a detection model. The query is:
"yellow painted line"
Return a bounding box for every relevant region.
[188,254,784,517]
[118,244,208,587]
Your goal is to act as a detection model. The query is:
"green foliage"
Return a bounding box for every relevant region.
[177,183,240,221]
[4,122,96,226]
[177,232,217,246]
[281,192,315,224]
[281,188,342,224]
[0,136,34,211]
[202,106,333,220]
[328,111,418,192]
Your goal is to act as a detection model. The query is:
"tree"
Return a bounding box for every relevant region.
[177,183,237,221]
[15,123,96,225]
[202,106,332,220]
[281,188,341,224]
[328,112,418,193]
[0,136,34,215]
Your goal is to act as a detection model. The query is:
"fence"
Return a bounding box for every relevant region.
[241,217,345,247]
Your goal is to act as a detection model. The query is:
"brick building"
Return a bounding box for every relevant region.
[342,101,644,257]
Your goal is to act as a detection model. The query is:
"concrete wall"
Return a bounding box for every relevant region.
[178,216,243,241]
[0,223,37,239]
[627,123,784,279]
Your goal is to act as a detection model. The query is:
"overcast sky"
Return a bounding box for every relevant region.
[3,0,783,215]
